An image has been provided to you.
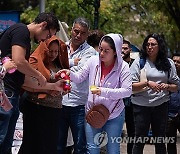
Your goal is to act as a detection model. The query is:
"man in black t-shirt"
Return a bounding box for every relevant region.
[0,12,60,154]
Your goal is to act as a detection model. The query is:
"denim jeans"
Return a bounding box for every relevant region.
[166,115,180,154]
[0,90,20,153]
[85,109,125,154]
[57,105,87,154]
[132,102,168,154]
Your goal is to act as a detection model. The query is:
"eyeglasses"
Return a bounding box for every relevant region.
[146,43,158,47]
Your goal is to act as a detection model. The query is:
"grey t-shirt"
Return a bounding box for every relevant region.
[130,57,179,106]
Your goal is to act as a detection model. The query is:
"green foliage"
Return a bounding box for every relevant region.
[21,8,39,24]
[2,0,179,53]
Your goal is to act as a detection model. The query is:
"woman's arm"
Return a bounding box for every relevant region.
[70,58,92,83]
[132,81,148,91]
[159,83,178,92]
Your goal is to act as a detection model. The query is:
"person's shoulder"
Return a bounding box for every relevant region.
[87,55,99,65]
[167,58,174,64]
[131,57,140,64]
[129,57,141,69]
[7,23,29,36]
[83,42,96,51]
[10,23,27,30]
[3,23,27,34]
[129,58,135,66]
[90,55,99,60]
[81,44,97,56]
[14,23,26,27]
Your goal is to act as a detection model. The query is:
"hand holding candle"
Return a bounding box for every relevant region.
[90,85,101,95]
[55,71,71,91]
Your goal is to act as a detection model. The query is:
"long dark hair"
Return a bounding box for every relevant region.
[141,33,171,72]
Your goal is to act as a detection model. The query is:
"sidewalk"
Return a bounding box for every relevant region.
[12,113,23,154]
[12,114,180,154]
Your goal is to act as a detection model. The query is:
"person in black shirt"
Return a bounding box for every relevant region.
[0,12,60,154]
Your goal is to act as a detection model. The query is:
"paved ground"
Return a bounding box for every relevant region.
[12,113,180,154]
[12,113,23,154]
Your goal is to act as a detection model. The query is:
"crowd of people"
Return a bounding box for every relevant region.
[0,12,179,154]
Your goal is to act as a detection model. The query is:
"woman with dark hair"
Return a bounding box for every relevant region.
[130,33,179,154]
[19,35,69,154]
[62,33,132,153]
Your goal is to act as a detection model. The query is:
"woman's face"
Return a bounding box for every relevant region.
[146,37,159,59]
[98,40,116,66]
[48,42,59,62]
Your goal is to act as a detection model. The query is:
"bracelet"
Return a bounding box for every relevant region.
[167,84,170,90]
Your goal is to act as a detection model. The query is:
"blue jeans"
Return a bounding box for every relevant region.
[0,90,20,153]
[57,105,87,154]
[85,109,125,154]
[132,102,168,154]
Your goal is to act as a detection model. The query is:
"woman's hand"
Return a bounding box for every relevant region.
[159,83,169,90]
[91,87,101,95]
[148,81,161,92]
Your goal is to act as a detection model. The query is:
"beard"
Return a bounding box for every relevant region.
[122,52,130,60]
